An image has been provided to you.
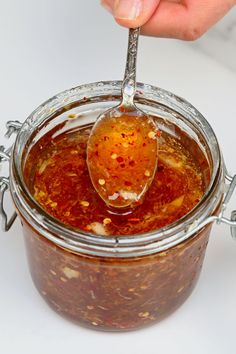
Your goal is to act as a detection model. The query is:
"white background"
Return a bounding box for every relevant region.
[0,1,236,353]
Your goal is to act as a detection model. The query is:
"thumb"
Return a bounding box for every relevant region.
[101,0,160,28]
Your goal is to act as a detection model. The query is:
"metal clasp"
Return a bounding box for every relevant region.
[0,120,22,231]
[216,173,236,240]
[0,177,17,231]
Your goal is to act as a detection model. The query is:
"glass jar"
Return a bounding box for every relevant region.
[0,81,236,331]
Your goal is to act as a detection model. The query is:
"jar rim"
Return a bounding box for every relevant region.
[10,81,223,257]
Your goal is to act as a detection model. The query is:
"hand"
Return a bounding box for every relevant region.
[101,0,236,40]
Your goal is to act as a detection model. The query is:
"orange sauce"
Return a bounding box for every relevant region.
[24,126,204,235]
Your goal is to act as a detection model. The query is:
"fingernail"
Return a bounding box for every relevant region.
[100,0,113,14]
[114,0,142,20]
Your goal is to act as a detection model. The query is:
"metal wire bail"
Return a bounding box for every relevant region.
[0,120,22,231]
[0,177,17,231]
[217,173,236,240]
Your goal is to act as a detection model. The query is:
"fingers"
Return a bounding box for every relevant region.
[101,0,160,28]
[141,0,236,40]
[101,0,236,41]
[141,2,191,40]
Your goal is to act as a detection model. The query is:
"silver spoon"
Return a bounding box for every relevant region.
[87,28,159,209]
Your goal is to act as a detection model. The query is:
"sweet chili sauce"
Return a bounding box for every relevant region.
[23,122,205,236]
[87,114,159,208]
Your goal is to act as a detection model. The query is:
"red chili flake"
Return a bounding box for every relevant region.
[124,181,132,186]
[156,130,161,138]
[116,156,124,163]
[78,143,86,149]
[84,225,92,231]
[129,160,135,167]
[119,106,126,113]
[103,136,109,141]
[121,133,126,138]
[120,163,125,168]
[128,218,140,222]
[143,143,146,147]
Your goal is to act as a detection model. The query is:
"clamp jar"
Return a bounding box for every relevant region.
[0,81,236,331]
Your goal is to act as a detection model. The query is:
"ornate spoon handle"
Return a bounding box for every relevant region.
[122,27,140,107]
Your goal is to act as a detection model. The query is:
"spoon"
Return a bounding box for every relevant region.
[87,28,159,209]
